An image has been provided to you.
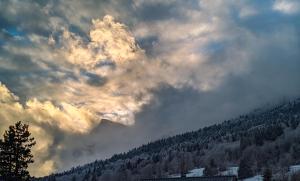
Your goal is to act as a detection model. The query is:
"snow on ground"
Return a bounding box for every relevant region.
[243,175,263,181]
[170,166,238,178]
[221,166,238,176]
[169,168,204,178]
[290,164,300,173]
[168,164,300,180]
[186,168,204,177]
[168,174,181,178]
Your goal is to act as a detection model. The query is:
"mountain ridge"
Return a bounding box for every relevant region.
[38,97,300,181]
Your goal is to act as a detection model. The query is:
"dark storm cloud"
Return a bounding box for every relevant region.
[136,35,159,56]
[0,0,51,36]
[135,2,180,22]
[0,45,80,102]
[81,71,107,87]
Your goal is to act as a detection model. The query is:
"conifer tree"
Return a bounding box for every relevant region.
[238,157,253,179]
[263,168,272,181]
[71,175,77,181]
[0,121,36,181]
[203,159,218,176]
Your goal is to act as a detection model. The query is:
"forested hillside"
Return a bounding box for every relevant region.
[40,98,300,181]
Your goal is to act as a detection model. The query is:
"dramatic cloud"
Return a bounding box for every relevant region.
[0,0,299,176]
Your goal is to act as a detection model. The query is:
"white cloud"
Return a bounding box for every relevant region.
[273,0,300,14]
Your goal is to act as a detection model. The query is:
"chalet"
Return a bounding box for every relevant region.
[141,175,237,181]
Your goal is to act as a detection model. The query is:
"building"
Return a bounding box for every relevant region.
[141,175,237,181]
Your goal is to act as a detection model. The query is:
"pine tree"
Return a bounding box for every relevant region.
[0,138,12,179]
[238,157,253,179]
[0,121,36,181]
[91,173,97,181]
[71,175,76,181]
[263,168,272,181]
[179,155,187,177]
[203,159,218,176]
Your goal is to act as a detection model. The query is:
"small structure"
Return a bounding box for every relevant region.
[141,175,237,181]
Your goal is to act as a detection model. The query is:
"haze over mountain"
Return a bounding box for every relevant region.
[0,0,299,177]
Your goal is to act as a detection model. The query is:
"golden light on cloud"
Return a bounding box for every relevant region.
[26,99,96,133]
[60,15,144,70]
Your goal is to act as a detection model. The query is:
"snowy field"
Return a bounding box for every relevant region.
[169,164,300,180]
[186,168,204,177]
[290,165,300,173]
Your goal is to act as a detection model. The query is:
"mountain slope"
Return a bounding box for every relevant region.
[39,98,300,181]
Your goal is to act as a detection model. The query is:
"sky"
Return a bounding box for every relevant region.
[0,0,300,177]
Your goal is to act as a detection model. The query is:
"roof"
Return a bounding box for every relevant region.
[141,175,237,181]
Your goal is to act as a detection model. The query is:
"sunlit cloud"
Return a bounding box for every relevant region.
[60,15,144,70]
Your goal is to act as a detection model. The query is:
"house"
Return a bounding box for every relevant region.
[141,175,237,181]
